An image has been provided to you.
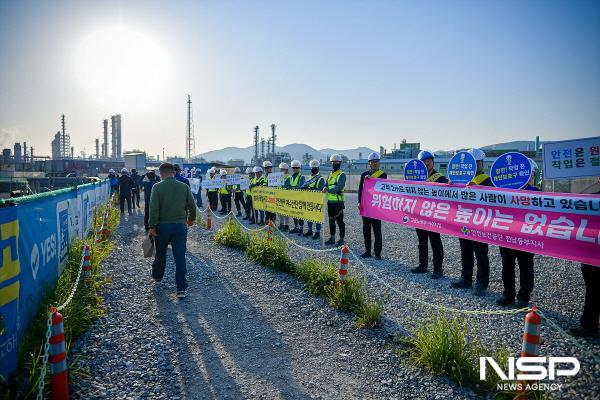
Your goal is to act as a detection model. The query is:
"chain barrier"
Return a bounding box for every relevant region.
[536,309,600,364]
[56,250,85,312]
[347,247,529,316]
[35,312,53,400]
[270,223,342,253]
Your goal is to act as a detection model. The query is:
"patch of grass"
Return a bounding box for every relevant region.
[214,219,250,250]
[355,299,383,328]
[245,233,294,272]
[12,203,118,399]
[402,312,520,396]
[294,258,338,297]
[325,276,366,311]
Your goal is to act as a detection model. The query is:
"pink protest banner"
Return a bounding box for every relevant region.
[360,178,600,266]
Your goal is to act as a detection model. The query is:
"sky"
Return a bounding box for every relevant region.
[0,0,599,159]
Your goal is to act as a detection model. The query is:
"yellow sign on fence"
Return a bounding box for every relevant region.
[251,187,326,223]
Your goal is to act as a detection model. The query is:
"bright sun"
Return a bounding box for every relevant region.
[73,25,169,110]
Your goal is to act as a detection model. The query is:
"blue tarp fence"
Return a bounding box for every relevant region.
[0,179,111,379]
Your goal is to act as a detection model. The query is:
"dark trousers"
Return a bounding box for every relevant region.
[580,264,600,332]
[219,193,232,213]
[119,193,132,213]
[131,188,140,208]
[207,191,218,211]
[327,202,345,238]
[459,238,489,287]
[144,201,150,229]
[499,247,534,302]
[265,211,276,223]
[152,223,188,292]
[234,192,246,214]
[416,228,444,273]
[245,195,254,220]
[293,218,304,228]
[194,192,203,208]
[363,217,382,256]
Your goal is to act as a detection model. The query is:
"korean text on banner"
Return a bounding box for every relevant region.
[251,187,326,223]
[542,136,600,180]
[360,178,599,266]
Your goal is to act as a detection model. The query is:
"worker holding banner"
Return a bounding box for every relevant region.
[358,152,387,259]
[232,167,247,218]
[323,154,347,246]
[205,168,219,211]
[288,160,306,234]
[301,160,325,239]
[244,167,255,222]
[218,169,232,215]
[452,148,493,296]
[496,157,540,308]
[411,150,448,277]
[278,162,291,231]
[251,166,266,225]
[263,161,276,224]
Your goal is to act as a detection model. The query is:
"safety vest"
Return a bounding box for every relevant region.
[290,173,303,188]
[427,172,444,182]
[327,170,345,202]
[307,174,324,190]
[245,176,254,195]
[471,173,490,185]
[370,169,385,179]
[219,182,230,194]
[283,174,291,188]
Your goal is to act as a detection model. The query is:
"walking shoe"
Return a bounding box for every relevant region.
[303,230,313,237]
[568,326,598,338]
[312,232,320,240]
[177,290,187,299]
[289,227,299,234]
[336,238,345,246]
[128,211,132,215]
[496,295,515,307]
[374,254,382,260]
[515,299,529,309]
[297,230,304,236]
[473,285,487,297]
[324,237,336,245]
[430,272,443,280]
[153,278,162,283]
[361,252,372,258]
[410,266,427,274]
[451,278,472,289]
[283,225,290,232]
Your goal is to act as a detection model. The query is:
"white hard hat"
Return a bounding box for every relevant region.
[121,168,128,173]
[245,167,252,174]
[290,160,301,168]
[262,160,273,168]
[278,162,289,170]
[234,167,240,173]
[468,148,486,161]
[253,166,263,173]
[108,168,115,173]
[220,169,227,175]
[367,152,380,161]
[309,159,320,168]
[329,154,343,162]
[529,158,539,171]
[209,168,216,174]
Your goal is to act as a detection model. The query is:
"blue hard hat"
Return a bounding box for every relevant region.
[418,150,434,161]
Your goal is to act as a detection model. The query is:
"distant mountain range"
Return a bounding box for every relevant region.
[196,140,545,163]
[196,143,376,163]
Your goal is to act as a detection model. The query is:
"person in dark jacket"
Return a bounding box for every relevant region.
[139,170,161,230]
[130,168,142,209]
[451,148,493,297]
[411,150,448,278]
[358,152,387,259]
[174,164,190,187]
[117,168,135,214]
[108,169,119,195]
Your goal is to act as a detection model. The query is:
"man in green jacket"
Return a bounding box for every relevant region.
[149,163,196,299]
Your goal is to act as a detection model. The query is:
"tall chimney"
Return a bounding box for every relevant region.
[71,146,74,159]
[103,119,108,158]
[30,147,34,162]
[116,114,122,160]
[95,138,100,159]
[111,115,117,159]
[23,142,27,162]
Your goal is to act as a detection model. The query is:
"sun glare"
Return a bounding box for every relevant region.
[72,25,169,110]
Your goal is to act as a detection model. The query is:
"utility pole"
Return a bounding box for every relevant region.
[260,138,266,161]
[186,94,194,162]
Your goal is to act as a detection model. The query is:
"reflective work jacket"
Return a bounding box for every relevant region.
[326,170,345,202]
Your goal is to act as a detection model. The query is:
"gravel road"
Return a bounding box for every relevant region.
[70,194,599,399]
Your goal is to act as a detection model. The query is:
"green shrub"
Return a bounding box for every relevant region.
[214,219,250,250]
[325,276,366,312]
[245,233,294,272]
[295,258,338,296]
[355,299,383,328]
